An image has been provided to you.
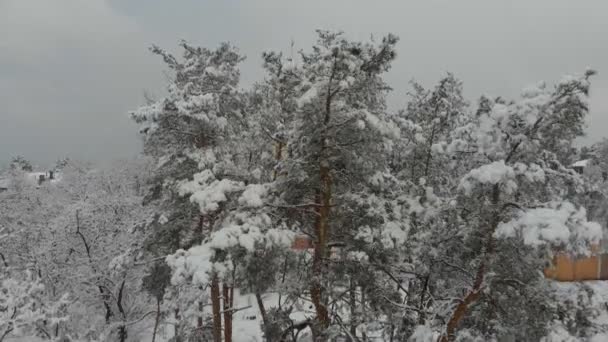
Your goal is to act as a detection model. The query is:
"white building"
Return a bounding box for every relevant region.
[0,178,9,192]
[0,170,60,191]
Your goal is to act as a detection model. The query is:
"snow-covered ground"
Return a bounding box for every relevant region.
[144,290,313,342]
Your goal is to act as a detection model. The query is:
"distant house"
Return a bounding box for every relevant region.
[291,235,346,259]
[571,158,607,182]
[0,170,60,191]
[572,159,590,174]
[25,170,58,186]
[0,178,9,192]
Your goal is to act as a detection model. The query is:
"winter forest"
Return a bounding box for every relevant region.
[3,30,608,342]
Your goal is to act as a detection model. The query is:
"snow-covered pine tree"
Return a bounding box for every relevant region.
[417,70,602,341]
[131,40,247,341]
[269,30,408,340]
[243,50,306,340]
[169,51,306,342]
[131,40,245,254]
[133,40,300,342]
[387,74,474,339]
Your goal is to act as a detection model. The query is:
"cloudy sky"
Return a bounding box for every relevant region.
[1,0,607,167]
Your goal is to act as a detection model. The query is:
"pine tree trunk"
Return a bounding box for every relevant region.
[311,162,332,340]
[439,266,485,342]
[310,71,337,339]
[197,299,204,340]
[255,292,270,338]
[272,141,283,180]
[439,185,500,342]
[348,278,357,341]
[361,287,368,341]
[223,283,233,342]
[211,275,223,342]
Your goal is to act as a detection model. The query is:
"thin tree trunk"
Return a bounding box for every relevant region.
[117,279,128,342]
[197,299,204,335]
[349,278,357,341]
[174,308,180,339]
[311,56,338,340]
[152,298,161,342]
[423,124,437,177]
[75,210,114,325]
[272,141,284,180]
[211,275,222,342]
[418,273,430,324]
[0,327,14,342]
[223,283,233,342]
[197,215,205,245]
[200,215,209,341]
[0,252,8,268]
[255,292,270,339]
[101,287,113,324]
[361,288,367,341]
[311,163,332,332]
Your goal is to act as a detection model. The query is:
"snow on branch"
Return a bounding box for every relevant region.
[495,201,601,252]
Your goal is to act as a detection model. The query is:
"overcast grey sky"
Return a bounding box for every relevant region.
[1,0,607,167]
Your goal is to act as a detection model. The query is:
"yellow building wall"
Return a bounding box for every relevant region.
[544,245,603,281]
